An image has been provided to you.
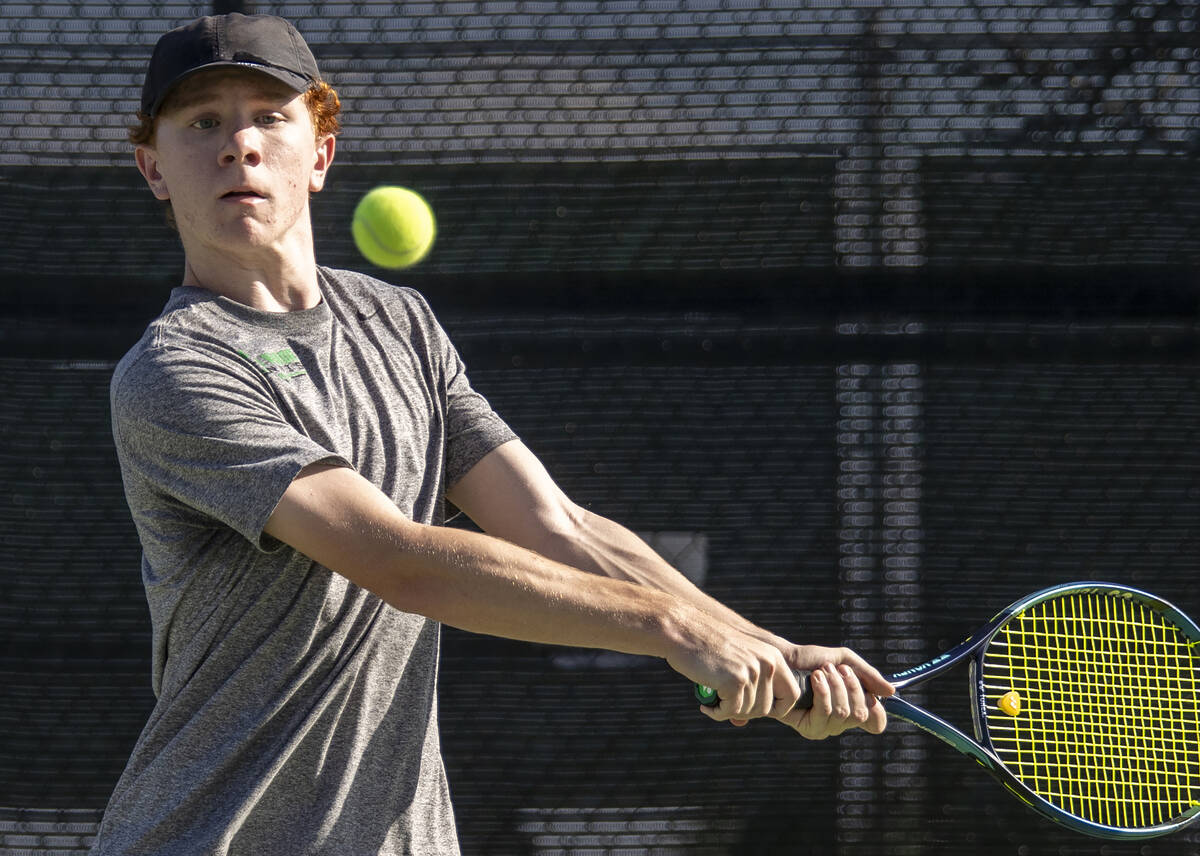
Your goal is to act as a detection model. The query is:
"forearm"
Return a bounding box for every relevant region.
[357,513,690,658]
[529,505,785,647]
[445,441,780,644]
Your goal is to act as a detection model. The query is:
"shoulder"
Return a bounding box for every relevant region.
[318,266,444,331]
[319,266,435,309]
[110,303,194,414]
[113,288,252,373]
[110,301,271,423]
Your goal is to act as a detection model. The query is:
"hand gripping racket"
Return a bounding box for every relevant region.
[695,582,1200,839]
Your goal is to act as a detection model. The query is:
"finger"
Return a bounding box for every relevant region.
[724,680,756,721]
[736,679,760,720]
[792,667,843,739]
[834,648,896,698]
[748,666,776,720]
[768,681,796,720]
[698,682,748,722]
[860,694,888,734]
[839,664,871,725]
[802,667,834,733]
[720,685,749,721]
[823,663,852,732]
[698,693,749,722]
[770,665,801,719]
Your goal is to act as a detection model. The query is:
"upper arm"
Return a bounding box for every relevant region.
[266,443,578,603]
[264,462,422,594]
[446,439,580,551]
[112,347,347,550]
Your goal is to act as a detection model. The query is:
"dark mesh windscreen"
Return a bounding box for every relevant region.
[1,2,1198,854]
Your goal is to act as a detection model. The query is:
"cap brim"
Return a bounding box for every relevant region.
[148,62,312,117]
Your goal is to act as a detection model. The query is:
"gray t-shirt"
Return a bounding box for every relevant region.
[93,267,516,855]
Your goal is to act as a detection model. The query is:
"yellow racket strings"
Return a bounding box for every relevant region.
[982,592,1200,829]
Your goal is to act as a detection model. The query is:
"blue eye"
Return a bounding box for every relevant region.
[191,117,217,130]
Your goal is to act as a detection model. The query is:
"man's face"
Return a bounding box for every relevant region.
[135,68,334,260]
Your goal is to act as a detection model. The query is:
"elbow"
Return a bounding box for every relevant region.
[534,494,592,555]
[548,494,589,538]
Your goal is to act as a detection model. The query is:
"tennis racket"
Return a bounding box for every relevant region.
[695,581,1200,839]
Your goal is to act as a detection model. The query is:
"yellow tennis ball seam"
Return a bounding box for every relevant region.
[353,217,420,267]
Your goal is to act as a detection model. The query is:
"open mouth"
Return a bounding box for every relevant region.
[222,190,265,201]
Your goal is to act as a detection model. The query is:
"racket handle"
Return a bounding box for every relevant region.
[695,670,814,709]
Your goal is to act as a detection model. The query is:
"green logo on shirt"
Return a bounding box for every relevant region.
[238,347,307,381]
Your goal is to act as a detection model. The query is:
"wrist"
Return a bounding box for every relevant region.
[656,597,704,662]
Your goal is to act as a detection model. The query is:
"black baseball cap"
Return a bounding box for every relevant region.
[141,13,321,118]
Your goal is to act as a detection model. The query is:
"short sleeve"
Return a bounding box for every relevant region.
[111,346,349,552]
[396,288,517,488]
[440,342,515,486]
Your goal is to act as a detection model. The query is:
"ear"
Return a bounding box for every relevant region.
[135,146,171,201]
[309,134,336,193]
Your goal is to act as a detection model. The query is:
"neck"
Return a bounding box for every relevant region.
[179,227,323,313]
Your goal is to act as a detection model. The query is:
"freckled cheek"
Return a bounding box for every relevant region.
[160,155,214,208]
[264,148,307,194]
[286,161,311,196]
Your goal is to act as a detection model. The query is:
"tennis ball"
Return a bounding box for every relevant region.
[352,186,436,269]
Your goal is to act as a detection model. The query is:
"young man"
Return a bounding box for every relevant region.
[93,13,894,854]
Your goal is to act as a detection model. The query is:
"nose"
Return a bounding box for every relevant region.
[219,124,263,166]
